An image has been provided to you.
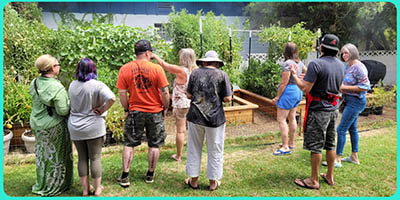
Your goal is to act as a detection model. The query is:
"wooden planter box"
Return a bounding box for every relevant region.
[234,89,306,133]
[223,95,259,125]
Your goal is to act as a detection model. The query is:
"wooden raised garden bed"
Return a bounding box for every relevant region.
[224,95,259,125]
[233,89,306,134]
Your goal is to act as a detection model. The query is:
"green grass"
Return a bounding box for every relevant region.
[3,125,397,197]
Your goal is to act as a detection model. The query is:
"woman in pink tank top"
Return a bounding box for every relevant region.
[151,48,197,162]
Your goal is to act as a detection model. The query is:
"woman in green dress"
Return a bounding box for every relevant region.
[29,54,73,196]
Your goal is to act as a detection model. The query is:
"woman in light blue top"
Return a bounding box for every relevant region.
[335,43,370,167]
[68,58,115,196]
[272,42,304,155]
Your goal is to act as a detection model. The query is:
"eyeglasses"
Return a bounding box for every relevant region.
[54,64,60,67]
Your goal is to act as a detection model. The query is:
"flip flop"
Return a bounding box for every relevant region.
[341,156,360,165]
[322,161,342,168]
[279,144,295,149]
[184,178,199,190]
[172,154,182,162]
[94,185,104,197]
[320,173,335,186]
[273,149,291,156]
[294,179,320,190]
[208,180,221,191]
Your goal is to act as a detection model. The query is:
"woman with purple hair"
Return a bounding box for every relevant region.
[68,58,115,196]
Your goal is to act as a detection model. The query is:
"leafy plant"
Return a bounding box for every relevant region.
[257,22,321,61]
[3,72,32,127]
[56,21,170,89]
[239,58,281,99]
[3,4,59,82]
[105,98,125,142]
[369,83,397,107]
[165,9,243,84]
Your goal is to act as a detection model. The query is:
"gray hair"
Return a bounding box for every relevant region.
[340,43,360,62]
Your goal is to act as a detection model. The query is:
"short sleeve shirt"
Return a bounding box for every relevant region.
[304,56,345,111]
[116,60,169,113]
[186,67,232,127]
[343,61,370,99]
[281,59,304,85]
[68,79,115,140]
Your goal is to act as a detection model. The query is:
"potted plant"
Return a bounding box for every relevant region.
[21,129,35,153]
[3,125,13,155]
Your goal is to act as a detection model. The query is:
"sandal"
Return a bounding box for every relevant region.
[279,144,295,149]
[341,156,360,165]
[320,173,335,186]
[273,149,291,156]
[94,185,104,197]
[294,179,320,190]
[184,178,199,190]
[207,180,221,191]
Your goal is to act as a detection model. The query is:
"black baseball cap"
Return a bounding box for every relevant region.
[320,34,340,52]
[134,40,153,54]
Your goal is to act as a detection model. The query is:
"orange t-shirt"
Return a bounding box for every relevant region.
[116,60,169,113]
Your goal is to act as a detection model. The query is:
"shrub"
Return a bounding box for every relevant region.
[105,97,125,143]
[165,9,243,84]
[3,72,32,127]
[3,4,59,82]
[239,58,281,99]
[257,22,321,61]
[56,22,170,90]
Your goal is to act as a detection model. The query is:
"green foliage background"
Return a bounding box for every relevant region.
[165,9,243,84]
[239,59,281,99]
[244,2,396,51]
[257,22,321,61]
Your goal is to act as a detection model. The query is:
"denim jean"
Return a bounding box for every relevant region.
[336,94,367,155]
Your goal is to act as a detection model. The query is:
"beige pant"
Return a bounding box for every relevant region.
[186,122,225,180]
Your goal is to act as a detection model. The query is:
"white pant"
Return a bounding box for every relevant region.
[186,121,225,180]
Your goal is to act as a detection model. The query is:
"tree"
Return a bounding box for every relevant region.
[244,2,396,50]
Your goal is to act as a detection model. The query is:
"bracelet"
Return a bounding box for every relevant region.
[124,108,129,112]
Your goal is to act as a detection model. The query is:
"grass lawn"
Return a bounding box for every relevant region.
[3,122,397,197]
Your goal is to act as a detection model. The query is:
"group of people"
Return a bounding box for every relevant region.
[272,34,370,189]
[28,33,370,196]
[29,39,231,196]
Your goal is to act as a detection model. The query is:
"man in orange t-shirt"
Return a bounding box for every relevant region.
[116,40,169,187]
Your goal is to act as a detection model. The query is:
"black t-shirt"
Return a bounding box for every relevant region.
[303,56,345,111]
[186,67,232,127]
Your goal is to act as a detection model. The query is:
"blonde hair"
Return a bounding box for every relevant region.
[35,54,58,74]
[178,48,197,72]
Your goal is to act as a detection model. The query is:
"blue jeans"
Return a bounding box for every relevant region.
[336,94,367,156]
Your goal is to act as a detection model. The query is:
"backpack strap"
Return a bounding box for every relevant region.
[33,78,54,116]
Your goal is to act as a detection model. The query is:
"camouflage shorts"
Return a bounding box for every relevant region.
[303,110,338,154]
[124,110,166,148]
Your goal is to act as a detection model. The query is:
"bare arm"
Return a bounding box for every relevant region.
[272,71,290,103]
[151,53,187,84]
[340,84,368,93]
[118,89,129,112]
[290,64,314,93]
[223,96,232,102]
[186,92,192,99]
[93,97,116,115]
[160,86,170,110]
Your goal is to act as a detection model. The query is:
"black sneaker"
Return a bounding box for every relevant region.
[117,176,130,188]
[145,172,155,183]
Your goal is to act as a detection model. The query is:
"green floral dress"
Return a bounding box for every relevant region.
[29,77,73,196]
